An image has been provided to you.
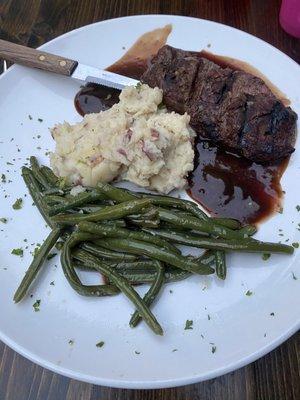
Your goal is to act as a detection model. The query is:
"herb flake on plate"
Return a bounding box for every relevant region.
[11,248,23,257]
[96,341,105,348]
[184,320,193,330]
[33,299,41,312]
[12,198,23,210]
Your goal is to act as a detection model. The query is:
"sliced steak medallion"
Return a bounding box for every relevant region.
[141,45,297,163]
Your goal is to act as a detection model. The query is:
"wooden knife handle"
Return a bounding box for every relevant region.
[0,39,78,76]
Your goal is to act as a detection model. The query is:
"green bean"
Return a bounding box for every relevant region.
[42,187,65,195]
[98,238,215,275]
[78,221,181,255]
[48,191,107,216]
[81,242,138,261]
[22,167,54,228]
[61,234,119,297]
[212,218,241,230]
[238,225,257,237]
[110,265,186,284]
[73,260,96,271]
[43,195,68,206]
[215,250,227,280]
[127,217,160,228]
[101,220,127,228]
[130,260,164,328]
[80,204,108,213]
[96,182,210,222]
[143,228,294,254]
[74,259,156,274]
[73,257,192,283]
[97,182,138,202]
[96,183,245,231]
[73,249,163,335]
[113,252,214,283]
[30,156,52,190]
[127,207,160,228]
[157,208,241,239]
[40,166,59,187]
[51,198,151,225]
[14,228,61,302]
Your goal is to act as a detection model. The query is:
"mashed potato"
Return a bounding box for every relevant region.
[50,84,195,194]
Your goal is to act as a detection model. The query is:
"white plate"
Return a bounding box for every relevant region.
[0,15,299,389]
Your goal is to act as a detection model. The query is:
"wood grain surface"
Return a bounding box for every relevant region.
[0,1,299,399]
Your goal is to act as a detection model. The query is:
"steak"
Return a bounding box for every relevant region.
[141,45,297,162]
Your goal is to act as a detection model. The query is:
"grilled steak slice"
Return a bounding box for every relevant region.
[141,45,297,163]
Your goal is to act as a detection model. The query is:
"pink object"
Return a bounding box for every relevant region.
[280,0,300,38]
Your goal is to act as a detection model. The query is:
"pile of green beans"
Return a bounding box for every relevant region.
[14,157,294,336]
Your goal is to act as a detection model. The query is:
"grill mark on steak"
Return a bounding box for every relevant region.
[215,71,235,105]
[141,45,297,163]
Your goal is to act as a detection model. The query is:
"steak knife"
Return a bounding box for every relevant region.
[0,39,139,90]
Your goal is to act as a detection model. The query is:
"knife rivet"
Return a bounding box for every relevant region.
[38,55,46,61]
[59,60,67,67]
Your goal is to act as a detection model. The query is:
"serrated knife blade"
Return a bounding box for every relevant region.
[71,63,139,90]
[0,39,139,90]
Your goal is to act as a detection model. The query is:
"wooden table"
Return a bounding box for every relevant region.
[0,1,299,399]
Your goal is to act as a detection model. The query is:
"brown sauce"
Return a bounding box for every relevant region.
[187,140,287,225]
[74,25,172,116]
[74,26,290,225]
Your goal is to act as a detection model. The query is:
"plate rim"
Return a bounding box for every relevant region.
[0,14,299,389]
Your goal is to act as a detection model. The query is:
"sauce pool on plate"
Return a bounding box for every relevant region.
[74,26,290,225]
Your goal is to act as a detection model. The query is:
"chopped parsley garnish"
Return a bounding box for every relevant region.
[11,248,23,257]
[292,272,297,280]
[12,198,23,210]
[33,299,41,312]
[296,205,300,212]
[37,118,43,122]
[184,319,193,330]
[1,174,6,183]
[96,341,105,348]
[6,161,13,165]
[270,312,275,316]
[172,349,178,352]
[211,346,217,354]
[0,218,7,223]
[135,82,142,90]
[68,339,74,345]
[207,314,211,320]
[50,281,55,286]
[262,253,271,261]
[245,290,253,296]
[292,242,299,248]
[33,246,41,257]
[47,253,57,260]
[28,115,33,120]
[134,350,140,355]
